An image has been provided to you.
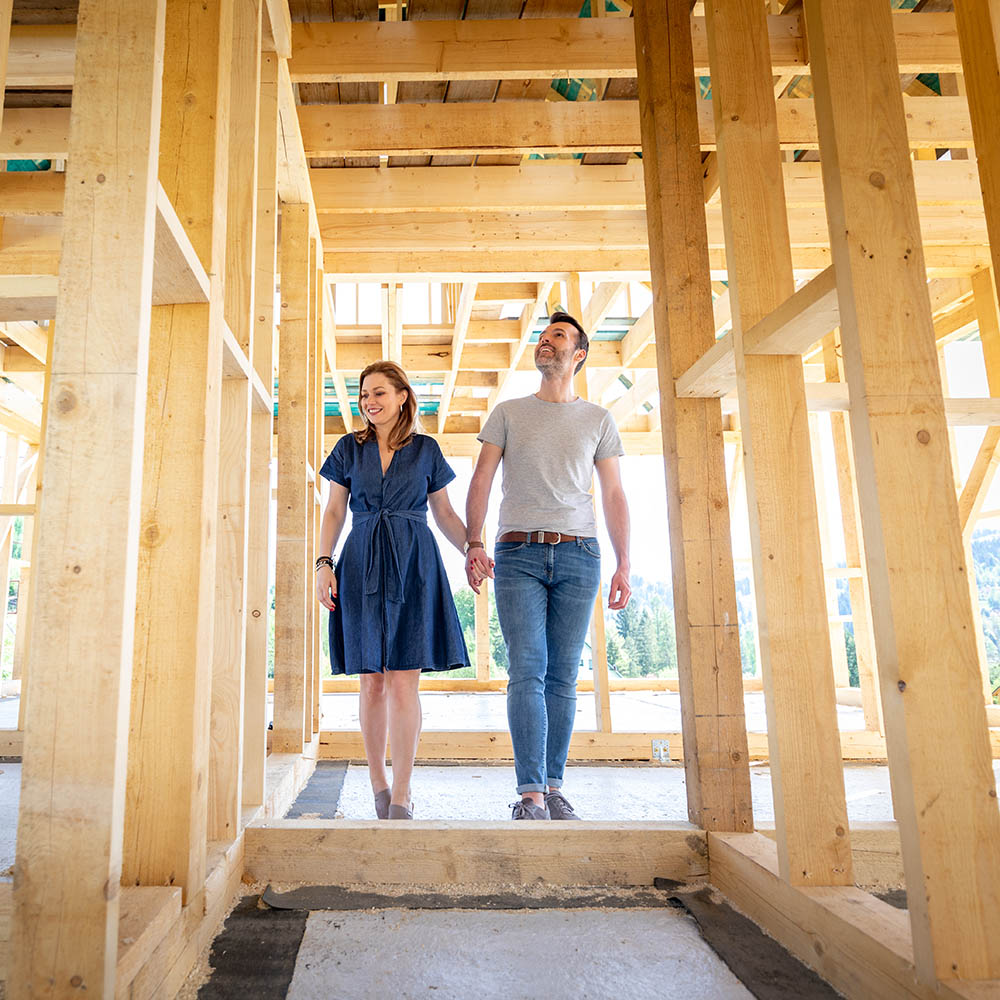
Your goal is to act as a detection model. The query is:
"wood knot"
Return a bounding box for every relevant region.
[898,680,906,692]
[70,975,84,989]
[55,390,77,414]
[868,171,885,189]
[916,429,930,444]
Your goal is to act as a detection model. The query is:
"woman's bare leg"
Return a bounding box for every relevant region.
[359,672,389,794]
[385,669,422,806]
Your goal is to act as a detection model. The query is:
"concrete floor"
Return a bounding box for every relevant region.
[288,907,752,1000]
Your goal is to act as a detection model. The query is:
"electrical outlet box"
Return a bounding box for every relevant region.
[651,739,669,763]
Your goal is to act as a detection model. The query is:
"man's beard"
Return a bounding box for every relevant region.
[534,346,569,375]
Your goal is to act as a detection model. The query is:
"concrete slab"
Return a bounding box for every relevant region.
[288,907,753,1000]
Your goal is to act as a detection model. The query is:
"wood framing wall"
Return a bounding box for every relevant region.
[4,1,1000,997]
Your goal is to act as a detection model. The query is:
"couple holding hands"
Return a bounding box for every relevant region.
[315,312,632,821]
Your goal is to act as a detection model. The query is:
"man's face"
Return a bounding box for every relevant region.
[534,322,585,376]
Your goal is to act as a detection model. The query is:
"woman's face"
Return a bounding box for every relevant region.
[360,372,408,432]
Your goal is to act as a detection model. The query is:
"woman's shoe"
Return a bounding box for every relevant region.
[374,788,391,820]
[387,802,413,820]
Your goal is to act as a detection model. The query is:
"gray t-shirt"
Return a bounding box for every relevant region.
[478,394,625,539]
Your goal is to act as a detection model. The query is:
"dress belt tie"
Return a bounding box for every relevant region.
[355,509,428,604]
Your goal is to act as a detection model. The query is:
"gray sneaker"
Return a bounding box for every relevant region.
[511,798,550,820]
[544,790,580,820]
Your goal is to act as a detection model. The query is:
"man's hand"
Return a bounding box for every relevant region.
[466,548,495,594]
[608,565,631,610]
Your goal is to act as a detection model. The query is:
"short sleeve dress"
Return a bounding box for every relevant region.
[319,433,471,674]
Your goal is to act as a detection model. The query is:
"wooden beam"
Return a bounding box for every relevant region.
[0,1,11,134]
[262,0,291,58]
[489,281,553,407]
[244,58,279,812]
[282,13,963,83]
[299,97,974,159]
[0,171,64,217]
[633,0,753,835]
[245,821,709,887]
[437,282,477,434]
[708,832,999,1000]
[954,0,1000,287]
[806,0,1000,980]
[123,0,231,907]
[311,160,984,216]
[322,244,990,280]
[707,0,852,886]
[316,207,988,257]
[273,203,311,754]
[582,281,626,335]
[9,1,166,995]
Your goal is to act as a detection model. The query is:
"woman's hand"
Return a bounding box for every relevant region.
[316,565,337,610]
[465,547,495,594]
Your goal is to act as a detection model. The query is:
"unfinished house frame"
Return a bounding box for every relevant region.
[2,0,999,995]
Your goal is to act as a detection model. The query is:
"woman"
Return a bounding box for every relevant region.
[315,361,472,820]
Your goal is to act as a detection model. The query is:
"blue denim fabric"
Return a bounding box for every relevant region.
[494,537,602,793]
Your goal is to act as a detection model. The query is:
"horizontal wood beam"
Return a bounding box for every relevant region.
[8,13,961,90]
[286,13,958,83]
[245,821,709,887]
[311,160,983,215]
[318,207,986,255]
[323,244,990,280]
[299,97,972,158]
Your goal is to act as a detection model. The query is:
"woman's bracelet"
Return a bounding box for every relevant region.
[315,555,334,572]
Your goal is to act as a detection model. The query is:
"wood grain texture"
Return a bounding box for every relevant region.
[273,203,311,753]
[9,1,165,996]
[633,0,752,834]
[123,0,233,906]
[706,0,852,886]
[245,821,710,886]
[806,0,1000,980]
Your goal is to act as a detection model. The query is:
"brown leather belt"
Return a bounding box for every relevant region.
[498,531,583,544]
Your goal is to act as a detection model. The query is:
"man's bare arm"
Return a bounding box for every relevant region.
[595,455,631,610]
[465,442,503,592]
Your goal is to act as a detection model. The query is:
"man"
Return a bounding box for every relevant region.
[465,311,631,820]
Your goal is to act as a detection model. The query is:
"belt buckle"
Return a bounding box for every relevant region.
[553,532,562,544]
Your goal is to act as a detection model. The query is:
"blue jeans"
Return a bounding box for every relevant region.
[494,537,602,794]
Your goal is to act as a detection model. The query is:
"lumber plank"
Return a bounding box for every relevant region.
[0,1,10,134]
[0,274,56,322]
[633,0,752,832]
[286,13,961,82]
[245,821,710,887]
[262,0,291,58]
[8,1,166,996]
[298,97,974,158]
[152,184,210,306]
[123,0,232,906]
[0,171,64,217]
[243,51,279,810]
[272,203,311,753]
[311,160,983,215]
[743,265,839,354]
[954,0,1000,286]
[115,886,182,996]
[805,0,1000,980]
[706,0,852,887]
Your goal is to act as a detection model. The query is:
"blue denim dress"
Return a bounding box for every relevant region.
[319,433,470,674]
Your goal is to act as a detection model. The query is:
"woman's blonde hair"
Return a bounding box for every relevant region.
[353,360,420,451]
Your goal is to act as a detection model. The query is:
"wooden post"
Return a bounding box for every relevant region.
[475,577,490,682]
[704,0,851,881]
[0,435,16,679]
[243,49,279,807]
[312,243,324,735]
[954,0,1000,285]
[9,1,166,994]
[273,202,311,753]
[0,1,12,135]
[208,0,261,844]
[824,337,883,734]
[124,0,233,902]
[633,0,753,831]
[808,412,850,690]
[805,0,1000,979]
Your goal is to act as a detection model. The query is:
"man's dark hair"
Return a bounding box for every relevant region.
[548,311,589,374]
